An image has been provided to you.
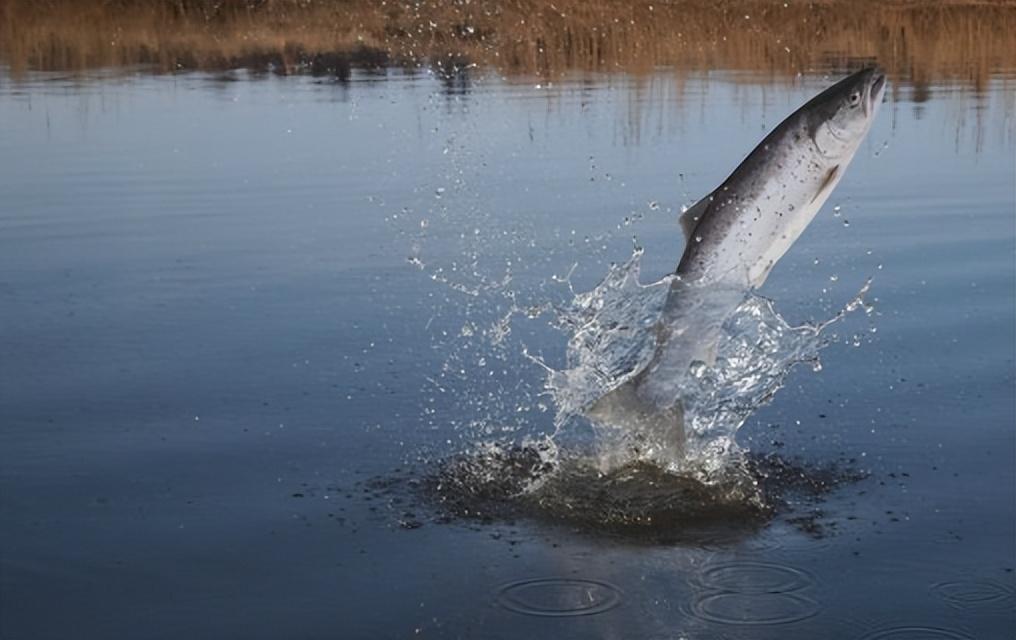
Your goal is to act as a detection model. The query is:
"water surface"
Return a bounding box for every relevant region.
[1,8,1014,639]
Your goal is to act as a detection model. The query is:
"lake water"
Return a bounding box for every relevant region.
[2,22,1015,640]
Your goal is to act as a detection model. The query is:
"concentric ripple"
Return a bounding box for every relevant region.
[496,578,623,617]
[689,592,821,626]
[858,626,973,640]
[686,560,820,626]
[696,561,815,594]
[930,580,1015,609]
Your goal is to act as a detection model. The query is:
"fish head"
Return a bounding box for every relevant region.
[807,67,886,159]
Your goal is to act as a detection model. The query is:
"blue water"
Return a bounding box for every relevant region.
[1,68,1013,639]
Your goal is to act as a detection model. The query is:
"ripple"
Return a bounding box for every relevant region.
[930,580,1015,609]
[708,521,836,554]
[701,535,783,554]
[638,634,733,640]
[697,561,815,594]
[858,626,973,640]
[496,578,623,617]
[688,592,821,626]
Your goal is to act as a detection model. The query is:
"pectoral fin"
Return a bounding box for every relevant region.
[810,165,840,205]
[748,259,776,288]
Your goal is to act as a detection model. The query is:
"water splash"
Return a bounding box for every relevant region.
[389,244,875,535]
[395,157,875,523]
[400,231,874,530]
[542,248,873,480]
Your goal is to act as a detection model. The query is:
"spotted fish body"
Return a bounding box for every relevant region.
[586,68,886,464]
[676,67,887,289]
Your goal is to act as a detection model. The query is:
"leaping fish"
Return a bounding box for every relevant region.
[586,67,887,464]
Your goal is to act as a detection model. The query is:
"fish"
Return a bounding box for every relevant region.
[585,67,887,464]
[675,67,887,289]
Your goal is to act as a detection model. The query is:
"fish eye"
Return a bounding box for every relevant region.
[849,91,861,106]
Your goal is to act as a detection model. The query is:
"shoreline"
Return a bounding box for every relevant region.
[3,1,1015,89]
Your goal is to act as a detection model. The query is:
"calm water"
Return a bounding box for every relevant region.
[1,66,1014,639]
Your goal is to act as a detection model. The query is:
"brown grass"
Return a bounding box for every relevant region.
[2,0,1015,91]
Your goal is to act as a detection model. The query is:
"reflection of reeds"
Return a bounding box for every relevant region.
[3,0,1015,91]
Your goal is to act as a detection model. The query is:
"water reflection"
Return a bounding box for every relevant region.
[4,2,1014,150]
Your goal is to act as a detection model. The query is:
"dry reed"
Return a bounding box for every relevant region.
[2,0,1014,91]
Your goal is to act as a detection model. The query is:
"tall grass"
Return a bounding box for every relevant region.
[2,0,1014,90]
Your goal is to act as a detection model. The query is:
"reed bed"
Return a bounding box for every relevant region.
[2,0,1015,91]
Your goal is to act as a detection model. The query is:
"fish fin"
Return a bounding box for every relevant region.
[748,259,776,288]
[810,165,840,205]
[703,341,719,367]
[679,193,712,239]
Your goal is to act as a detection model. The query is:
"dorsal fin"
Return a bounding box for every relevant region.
[679,192,713,239]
